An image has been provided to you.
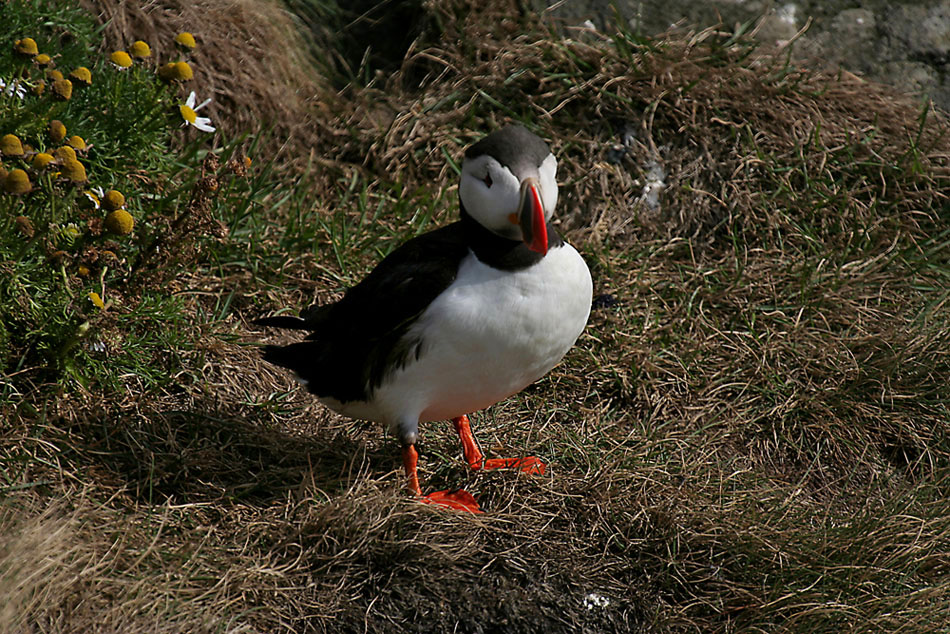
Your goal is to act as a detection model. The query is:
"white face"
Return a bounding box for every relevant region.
[458,153,558,241]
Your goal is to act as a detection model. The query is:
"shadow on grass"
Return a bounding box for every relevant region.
[25,400,656,632]
[57,399,393,506]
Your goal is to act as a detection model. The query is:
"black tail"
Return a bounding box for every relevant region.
[261,341,324,386]
[254,304,331,331]
[262,343,302,368]
[253,315,311,330]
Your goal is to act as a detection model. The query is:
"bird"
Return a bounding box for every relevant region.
[255,124,593,513]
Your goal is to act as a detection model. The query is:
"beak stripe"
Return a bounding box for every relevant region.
[520,180,548,255]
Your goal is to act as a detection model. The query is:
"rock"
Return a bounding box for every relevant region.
[882,2,950,64]
[533,0,950,110]
[755,3,803,47]
[881,61,940,98]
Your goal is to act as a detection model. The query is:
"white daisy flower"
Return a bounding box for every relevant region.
[0,78,27,99]
[179,91,215,133]
[83,186,105,210]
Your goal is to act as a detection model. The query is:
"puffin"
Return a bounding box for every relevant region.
[256,124,592,513]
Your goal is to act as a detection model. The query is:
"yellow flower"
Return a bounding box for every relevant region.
[157,63,174,81]
[3,168,32,194]
[0,134,24,157]
[102,189,125,211]
[49,120,66,143]
[68,135,87,151]
[54,145,77,162]
[175,32,197,49]
[158,61,193,82]
[130,40,151,58]
[175,61,194,80]
[104,209,134,235]
[88,291,105,309]
[47,69,64,81]
[14,38,38,57]
[35,53,51,66]
[109,51,133,69]
[52,78,72,100]
[69,66,92,86]
[78,264,91,277]
[31,152,55,169]
[60,158,87,183]
[31,80,44,96]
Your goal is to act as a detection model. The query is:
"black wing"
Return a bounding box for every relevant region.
[259,222,470,403]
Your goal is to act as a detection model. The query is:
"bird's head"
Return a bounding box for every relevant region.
[458,125,558,255]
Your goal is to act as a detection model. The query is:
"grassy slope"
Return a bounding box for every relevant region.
[3,1,950,632]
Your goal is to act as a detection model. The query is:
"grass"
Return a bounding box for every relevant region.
[0,0,274,398]
[2,0,950,631]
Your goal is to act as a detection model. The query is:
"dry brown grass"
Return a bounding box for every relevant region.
[0,490,232,632]
[4,0,950,632]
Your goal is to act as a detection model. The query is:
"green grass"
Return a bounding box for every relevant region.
[0,0,281,396]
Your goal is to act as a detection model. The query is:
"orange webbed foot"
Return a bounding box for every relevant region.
[421,489,482,513]
[481,456,546,475]
[403,444,483,513]
[452,415,546,475]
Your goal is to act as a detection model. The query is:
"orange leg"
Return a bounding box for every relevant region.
[402,444,423,496]
[402,443,482,513]
[451,415,547,475]
[453,415,484,468]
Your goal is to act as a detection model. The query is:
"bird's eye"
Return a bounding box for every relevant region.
[482,172,492,188]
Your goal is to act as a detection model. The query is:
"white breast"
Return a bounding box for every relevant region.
[330,243,592,436]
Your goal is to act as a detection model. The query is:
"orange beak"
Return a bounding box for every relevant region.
[519,178,548,255]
